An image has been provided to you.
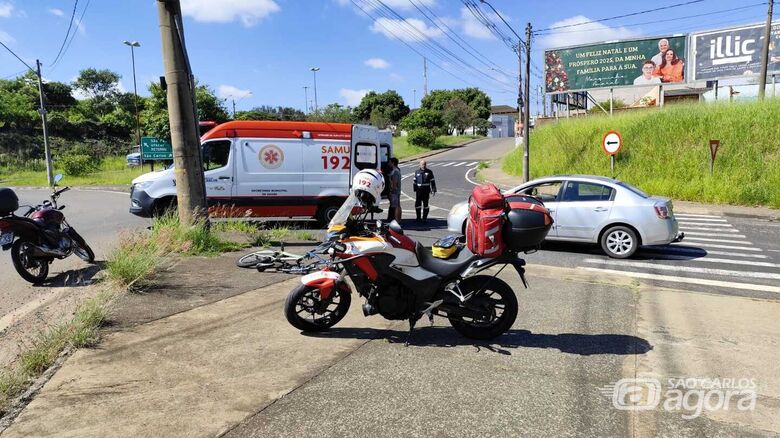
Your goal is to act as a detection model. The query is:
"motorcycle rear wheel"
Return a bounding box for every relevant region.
[448,276,518,340]
[284,283,351,332]
[11,239,49,284]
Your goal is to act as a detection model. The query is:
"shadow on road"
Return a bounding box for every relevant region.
[35,262,105,288]
[304,326,652,356]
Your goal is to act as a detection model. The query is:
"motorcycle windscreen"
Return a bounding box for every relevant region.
[328,193,362,228]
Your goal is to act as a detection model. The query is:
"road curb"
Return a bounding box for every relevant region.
[398,138,483,164]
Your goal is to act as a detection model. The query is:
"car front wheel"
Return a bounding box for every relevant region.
[600,225,638,259]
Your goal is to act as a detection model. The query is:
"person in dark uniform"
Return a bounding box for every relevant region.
[412,159,436,223]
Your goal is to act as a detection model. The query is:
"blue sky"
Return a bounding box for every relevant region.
[0,0,773,114]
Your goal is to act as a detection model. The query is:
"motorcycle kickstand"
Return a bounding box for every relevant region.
[405,315,420,347]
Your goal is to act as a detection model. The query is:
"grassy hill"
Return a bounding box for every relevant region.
[504,100,780,208]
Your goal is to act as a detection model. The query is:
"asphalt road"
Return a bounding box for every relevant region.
[392,138,780,300]
[0,188,148,319]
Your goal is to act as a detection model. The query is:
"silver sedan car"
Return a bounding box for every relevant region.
[448,175,684,258]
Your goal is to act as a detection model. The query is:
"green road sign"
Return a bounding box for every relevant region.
[140,137,173,160]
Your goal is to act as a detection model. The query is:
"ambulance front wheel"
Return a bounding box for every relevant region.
[315,201,341,228]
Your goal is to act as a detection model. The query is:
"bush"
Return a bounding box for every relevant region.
[407,128,435,148]
[58,153,99,176]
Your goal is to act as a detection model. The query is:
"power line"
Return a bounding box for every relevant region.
[460,0,518,52]
[0,40,35,73]
[50,0,79,67]
[50,0,91,71]
[535,2,766,35]
[535,0,707,32]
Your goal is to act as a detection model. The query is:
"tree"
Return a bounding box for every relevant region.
[398,108,445,135]
[307,103,354,123]
[420,89,454,113]
[454,88,491,120]
[141,81,228,141]
[73,69,122,99]
[443,98,475,135]
[236,105,306,121]
[353,90,409,125]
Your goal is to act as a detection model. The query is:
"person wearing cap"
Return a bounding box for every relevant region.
[412,159,436,223]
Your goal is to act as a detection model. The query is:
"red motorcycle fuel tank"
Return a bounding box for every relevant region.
[31,207,65,225]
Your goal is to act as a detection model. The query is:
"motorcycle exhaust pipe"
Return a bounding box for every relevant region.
[436,304,488,319]
[29,244,66,258]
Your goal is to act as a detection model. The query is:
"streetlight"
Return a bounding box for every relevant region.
[413,89,417,109]
[229,90,252,117]
[310,67,320,112]
[123,40,143,168]
[303,86,309,114]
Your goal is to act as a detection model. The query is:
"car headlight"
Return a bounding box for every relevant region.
[133,181,154,191]
[450,203,466,216]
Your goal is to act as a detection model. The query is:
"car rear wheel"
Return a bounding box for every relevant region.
[315,201,341,228]
[600,225,638,259]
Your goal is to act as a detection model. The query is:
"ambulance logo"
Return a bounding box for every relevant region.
[259,145,284,169]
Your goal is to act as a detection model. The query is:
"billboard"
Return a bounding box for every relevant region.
[544,36,687,93]
[691,23,780,81]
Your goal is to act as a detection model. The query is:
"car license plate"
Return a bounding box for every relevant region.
[0,232,13,247]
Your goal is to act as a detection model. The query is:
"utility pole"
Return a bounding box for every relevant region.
[123,41,144,169]
[541,86,547,117]
[310,67,320,112]
[157,0,207,225]
[232,99,237,118]
[423,57,428,97]
[758,0,774,99]
[522,23,532,183]
[35,60,54,187]
[303,86,309,114]
[413,89,416,109]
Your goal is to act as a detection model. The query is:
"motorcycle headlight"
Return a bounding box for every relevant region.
[133,181,154,191]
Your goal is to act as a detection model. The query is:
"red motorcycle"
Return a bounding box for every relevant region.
[0,175,95,284]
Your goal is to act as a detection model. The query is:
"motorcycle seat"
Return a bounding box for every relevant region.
[415,242,478,279]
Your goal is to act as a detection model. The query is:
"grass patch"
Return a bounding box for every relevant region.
[0,293,112,410]
[0,156,151,186]
[394,135,482,160]
[504,100,780,208]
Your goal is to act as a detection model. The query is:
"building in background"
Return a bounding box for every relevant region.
[488,105,516,138]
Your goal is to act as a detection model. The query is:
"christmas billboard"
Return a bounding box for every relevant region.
[544,36,687,93]
[691,23,780,81]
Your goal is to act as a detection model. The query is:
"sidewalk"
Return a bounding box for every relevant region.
[480,165,779,220]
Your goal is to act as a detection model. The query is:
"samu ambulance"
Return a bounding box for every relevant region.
[129,121,392,225]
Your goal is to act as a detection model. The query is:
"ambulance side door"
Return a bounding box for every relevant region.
[349,125,380,187]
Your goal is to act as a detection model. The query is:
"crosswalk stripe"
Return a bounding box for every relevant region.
[682,231,747,238]
[644,254,780,268]
[641,247,768,259]
[583,259,780,280]
[683,237,753,245]
[441,162,456,167]
[672,242,761,251]
[677,221,733,227]
[674,217,728,223]
[452,162,467,167]
[674,213,723,219]
[680,227,741,233]
[579,267,780,294]
[466,161,478,166]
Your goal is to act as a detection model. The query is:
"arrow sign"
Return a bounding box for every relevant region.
[602,131,622,156]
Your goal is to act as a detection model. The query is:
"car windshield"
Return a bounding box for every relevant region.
[616,181,649,198]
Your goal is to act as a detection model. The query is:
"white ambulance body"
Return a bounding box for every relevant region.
[129,121,391,224]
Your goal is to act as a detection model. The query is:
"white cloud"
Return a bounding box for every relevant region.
[48,8,64,17]
[181,0,280,27]
[538,16,641,49]
[389,72,403,81]
[336,0,435,11]
[340,88,370,106]
[460,6,502,40]
[0,29,14,44]
[0,2,12,18]
[364,57,389,69]
[218,84,251,99]
[370,17,443,42]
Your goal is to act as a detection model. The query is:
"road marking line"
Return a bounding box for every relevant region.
[675,218,728,223]
[441,162,456,167]
[682,231,747,238]
[644,255,780,268]
[641,247,768,259]
[583,259,780,280]
[466,161,478,166]
[672,242,762,251]
[674,213,723,219]
[465,166,480,186]
[579,267,780,294]
[676,221,733,227]
[452,162,467,167]
[680,227,741,233]
[683,237,754,245]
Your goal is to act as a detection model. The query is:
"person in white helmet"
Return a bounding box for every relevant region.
[328,169,385,228]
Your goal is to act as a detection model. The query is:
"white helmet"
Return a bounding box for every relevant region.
[351,169,384,207]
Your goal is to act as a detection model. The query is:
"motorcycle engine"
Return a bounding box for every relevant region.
[375,280,415,320]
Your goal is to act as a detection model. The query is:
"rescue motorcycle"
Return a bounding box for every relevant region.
[0,174,95,284]
[283,170,531,343]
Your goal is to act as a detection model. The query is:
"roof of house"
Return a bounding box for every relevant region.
[490,105,518,114]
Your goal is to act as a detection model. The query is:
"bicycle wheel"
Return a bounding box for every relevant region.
[236,251,275,268]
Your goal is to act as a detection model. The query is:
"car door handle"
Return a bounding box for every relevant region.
[218,176,232,181]
[593,207,608,212]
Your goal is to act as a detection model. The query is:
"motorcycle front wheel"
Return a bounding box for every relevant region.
[448,275,518,340]
[284,283,351,332]
[11,239,49,284]
[67,229,95,263]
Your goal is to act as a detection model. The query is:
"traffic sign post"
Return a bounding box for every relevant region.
[709,139,720,174]
[602,131,622,178]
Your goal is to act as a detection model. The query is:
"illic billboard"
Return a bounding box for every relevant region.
[691,23,780,81]
[544,36,687,93]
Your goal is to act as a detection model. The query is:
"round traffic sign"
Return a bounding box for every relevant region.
[602,131,622,156]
